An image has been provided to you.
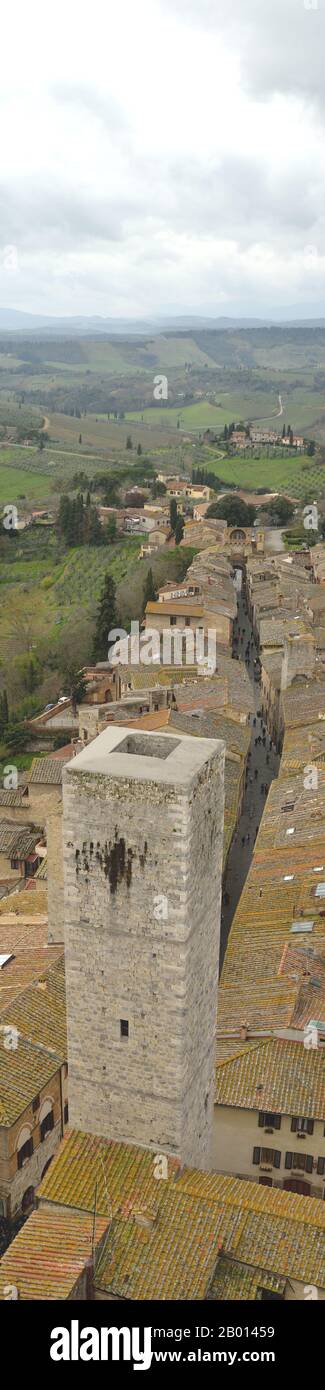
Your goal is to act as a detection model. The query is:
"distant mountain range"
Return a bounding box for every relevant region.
[1,307,325,336]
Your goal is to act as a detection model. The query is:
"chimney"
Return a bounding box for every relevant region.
[133,1208,157,1230]
[85,1256,94,1300]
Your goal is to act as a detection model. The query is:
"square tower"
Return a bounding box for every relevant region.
[63,725,225,1170]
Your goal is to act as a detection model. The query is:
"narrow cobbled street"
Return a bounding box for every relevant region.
[220,569,280,968]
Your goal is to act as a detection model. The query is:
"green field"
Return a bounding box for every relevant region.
[0,464,52,502]
[202,452,325,501]
[125,395,282,433]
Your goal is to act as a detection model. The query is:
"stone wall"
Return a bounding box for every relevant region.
[63,727,225,1170]
[47,810,65,944]
[281,632,316,691]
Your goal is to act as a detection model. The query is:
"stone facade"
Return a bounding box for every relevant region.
[281,632,316,691]
[47,811,65,944]
[0,1067,68,1220]
[63,726,225,1170]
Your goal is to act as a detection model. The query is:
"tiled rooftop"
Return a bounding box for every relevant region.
[216,1037,325,1119]
[33,1131,325,1297]
[28,758,63,786]
[0,1208,108,1300]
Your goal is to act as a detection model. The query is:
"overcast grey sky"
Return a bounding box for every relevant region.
[1,0,325,319]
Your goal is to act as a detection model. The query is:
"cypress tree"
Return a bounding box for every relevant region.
[142,567,158,615]
[92,575,118,661]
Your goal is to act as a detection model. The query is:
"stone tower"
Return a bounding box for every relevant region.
[281,630,316,690]
[63,725,224,1170]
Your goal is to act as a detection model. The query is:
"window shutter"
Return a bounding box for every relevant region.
[258,1113,264,1128]
[291,1117,297,1132]
[274,1115,281,1131]
[307,1119,314,1136]
[317,1157,325,1175]
[305,1154,313,1174]
[274,1150,281,1169]
[285,1151,292,1169]
[253,1147,261,1165]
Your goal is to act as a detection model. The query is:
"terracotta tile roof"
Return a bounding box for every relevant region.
[0,1209,108,1300]
[0,956,66,1054]
[0,942,62,1010]
[210,1257,285,1301]
[169,709,250,758]
[259,616,310,648]
[34,855,47,880]
[38,1128,180,1216]
[282,680,325,728]
[0,1031,60,1125]
[122,665,198,689]
[28,758,63,785]
[145,600,204,617]
[218,846,325,1034]
[255,770,325,856]
[216,1037,325,1119]
[0,823,42,858]
[114,710,171,733]
[281,722,325,775]
[36,1131,325,1298]
[178,1169,325,1287]
[0,886,47,917]
[0,790,28,808]
[95,1186,226,1300]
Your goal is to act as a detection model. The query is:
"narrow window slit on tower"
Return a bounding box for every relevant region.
[120,1019,129,1038]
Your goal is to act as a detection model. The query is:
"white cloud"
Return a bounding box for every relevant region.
[0,0,324,316]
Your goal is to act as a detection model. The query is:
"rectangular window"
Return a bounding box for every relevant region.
[291,1117,314,1135]
[120,1019,129,1038]
[286,1151,313,1173]
[258,1112,281,1130]
[40,1111,54,1142]
[253,1147,280,1167]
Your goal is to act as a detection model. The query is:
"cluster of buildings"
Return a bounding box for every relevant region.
[225,429,305,452]
[0,532,324,1300]
[246,548,325,746]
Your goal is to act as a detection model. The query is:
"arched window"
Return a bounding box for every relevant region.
[39,1098,54,1142]
[41,1157,53,1181]
[21,1186,35,1214]
[17,1126,33,1170]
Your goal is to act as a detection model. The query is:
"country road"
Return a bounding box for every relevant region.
[265,527,286,552]
[251,393,284,425]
